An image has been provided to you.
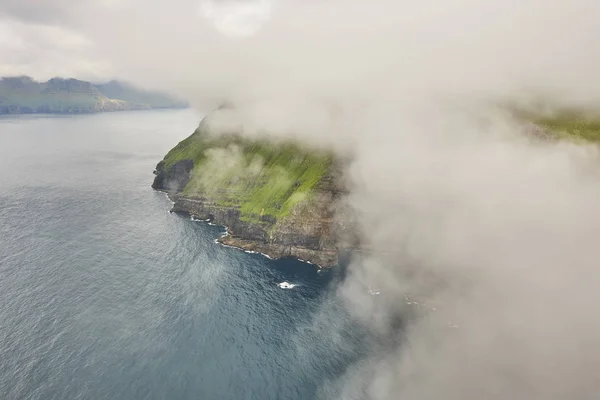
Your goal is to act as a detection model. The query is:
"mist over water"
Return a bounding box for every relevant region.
[0,111,369,400]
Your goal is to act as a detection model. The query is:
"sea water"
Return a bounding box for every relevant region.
[0,110,367,400]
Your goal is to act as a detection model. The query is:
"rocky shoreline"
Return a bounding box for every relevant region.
[160,191,340,268]
[152,154,347,268]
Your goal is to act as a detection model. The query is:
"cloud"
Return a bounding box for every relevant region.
[0,0,124,26]
[0,0,126,80]
[0,18,111,80]
[5,0,600,398]
[199,0,273,37]
[334,117,600,398]
[5,0,599,101]
[146,2,600,398]
[64,0,599,106]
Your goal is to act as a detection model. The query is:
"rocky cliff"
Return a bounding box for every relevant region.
[152,113,349,267]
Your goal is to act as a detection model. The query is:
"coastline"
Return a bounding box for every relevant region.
[158,190,336,268]
[0,106,189,115]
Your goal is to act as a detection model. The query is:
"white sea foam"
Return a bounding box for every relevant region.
[184,215,318,265]
[277,281,296,289]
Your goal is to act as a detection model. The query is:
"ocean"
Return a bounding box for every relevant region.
[0,110,368,400]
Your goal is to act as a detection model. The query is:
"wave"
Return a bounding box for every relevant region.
[186,212,313,265]
[277,281,297,289]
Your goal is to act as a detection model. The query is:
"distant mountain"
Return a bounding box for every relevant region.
[94,80,188,109]
[0,76,188,114]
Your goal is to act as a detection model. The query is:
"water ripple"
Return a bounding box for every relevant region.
[0,112,366,400]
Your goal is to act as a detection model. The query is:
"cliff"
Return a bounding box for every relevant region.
[152,113,349,267]
[0,76,187,114]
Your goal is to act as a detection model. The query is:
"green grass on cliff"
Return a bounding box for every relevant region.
[162,127,332,224]
[533,112,600,142]
[508,104,600,142]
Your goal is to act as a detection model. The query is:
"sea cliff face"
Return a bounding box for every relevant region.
[152,113,348,267]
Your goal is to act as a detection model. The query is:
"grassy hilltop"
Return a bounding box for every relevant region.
[158,106,600,227]
[160,123,333,226]
[504,100,600,142]
[532,111,600,142]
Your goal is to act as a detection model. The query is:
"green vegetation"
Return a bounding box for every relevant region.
[507,103,600,142]
[533,111,600,142]
[162,127,333,225]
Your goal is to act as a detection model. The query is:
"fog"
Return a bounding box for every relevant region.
[4,0,600,397]
[100,1,600,399]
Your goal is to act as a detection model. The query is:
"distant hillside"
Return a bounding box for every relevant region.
[94,80,188,109]
[0,76,188,114]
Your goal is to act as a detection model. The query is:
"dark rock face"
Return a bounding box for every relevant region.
[152,160,194,193]
[152,157,349,268]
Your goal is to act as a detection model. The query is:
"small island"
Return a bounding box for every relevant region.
[0,76,187,114]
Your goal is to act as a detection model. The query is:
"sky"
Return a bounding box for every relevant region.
[2,0,600,106]
[0,0,274,86]
[0,0,114,80]
[4,1,600,399]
